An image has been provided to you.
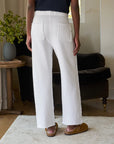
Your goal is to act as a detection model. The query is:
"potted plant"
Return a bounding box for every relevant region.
[0,10,26,61]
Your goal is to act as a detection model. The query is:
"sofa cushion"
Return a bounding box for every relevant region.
[53,67,111,84]
[79,67,111,83]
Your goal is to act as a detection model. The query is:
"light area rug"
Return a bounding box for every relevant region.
[0,115,114,144]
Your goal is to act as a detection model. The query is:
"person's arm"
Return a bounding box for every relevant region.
[26,0,35,52]
[71,0,81,55]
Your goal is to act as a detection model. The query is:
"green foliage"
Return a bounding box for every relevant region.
[0,10,26,44]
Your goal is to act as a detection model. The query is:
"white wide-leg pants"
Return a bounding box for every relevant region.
[31,10,83,128]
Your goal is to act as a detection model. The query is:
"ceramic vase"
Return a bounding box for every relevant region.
[3,42,16,61]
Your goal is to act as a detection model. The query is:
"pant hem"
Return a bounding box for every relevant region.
[36,122,56,128]
[62,120,83,126]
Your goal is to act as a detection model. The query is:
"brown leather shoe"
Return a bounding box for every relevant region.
[64,123,88,135]
[45,122,58,137]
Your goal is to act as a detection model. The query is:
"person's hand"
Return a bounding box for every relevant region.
[73,37,81,56]
[26,35,32,52]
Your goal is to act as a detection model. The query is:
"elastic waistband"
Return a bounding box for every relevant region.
[35,10,68,17]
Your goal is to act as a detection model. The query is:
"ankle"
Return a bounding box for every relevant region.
[47,125,56,130]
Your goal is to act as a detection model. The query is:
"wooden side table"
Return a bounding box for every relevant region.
[0,58,26,115]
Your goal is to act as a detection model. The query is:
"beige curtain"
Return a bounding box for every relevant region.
[5,0,27,17]
[0,0,6,110]
[0,0,27,59]
[0,0,5,59]
[0,0,27,110]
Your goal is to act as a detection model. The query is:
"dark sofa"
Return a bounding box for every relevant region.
[14,38,111,109]
[52,52,111,109]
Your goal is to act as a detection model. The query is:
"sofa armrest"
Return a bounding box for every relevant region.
[77,53,105,70]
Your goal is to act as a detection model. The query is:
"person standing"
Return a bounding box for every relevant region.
[26,0,88,137]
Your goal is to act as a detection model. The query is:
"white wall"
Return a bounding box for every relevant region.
[100,0,114,99]
[80,0,100,53]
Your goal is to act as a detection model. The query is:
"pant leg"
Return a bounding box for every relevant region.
[51,22,83,125]
[31,22,55,128]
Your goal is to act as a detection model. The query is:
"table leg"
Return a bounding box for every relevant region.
[0,68,24,115]
[0,68,2,110]
[6,68,12,110]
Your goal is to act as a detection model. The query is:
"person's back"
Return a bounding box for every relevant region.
[35,0,71,14]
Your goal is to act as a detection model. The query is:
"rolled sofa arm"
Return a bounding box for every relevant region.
[77,53,105,70]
